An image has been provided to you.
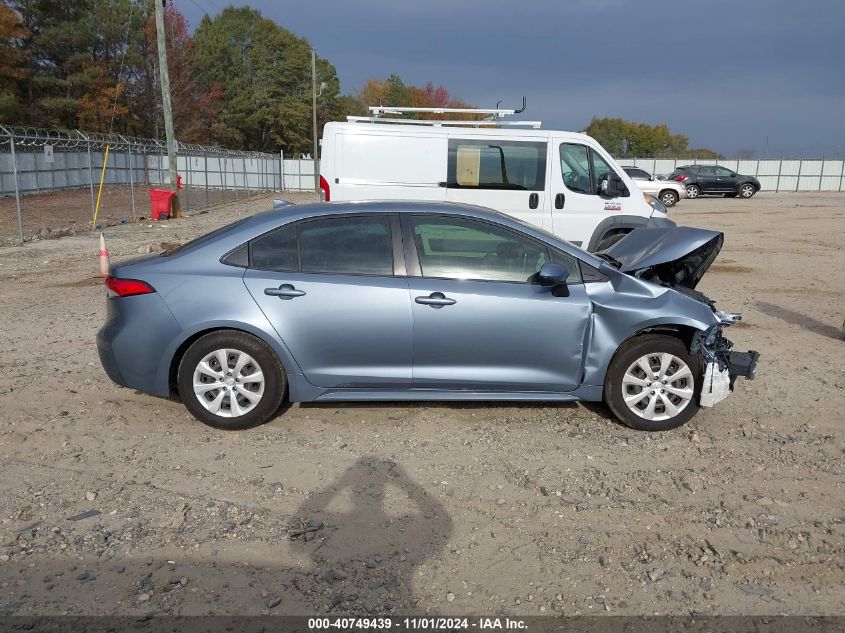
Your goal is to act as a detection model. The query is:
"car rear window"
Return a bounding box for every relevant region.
[249,215,394,276]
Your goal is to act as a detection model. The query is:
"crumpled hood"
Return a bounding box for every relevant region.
[601,227,724,290]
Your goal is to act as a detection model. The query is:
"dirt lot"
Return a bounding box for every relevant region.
[0,192,843,617]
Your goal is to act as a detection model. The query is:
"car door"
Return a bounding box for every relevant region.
[550,141,627,248]
[443,138,549,231]
[242,214,413,389]
[713,166,739,193]
[696,166,718,193]
[403,213,591,392]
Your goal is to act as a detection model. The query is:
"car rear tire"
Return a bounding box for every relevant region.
[738,183,756,198]
[686,184,700,199]
[604,334,701,431]
[659,190,679,207]
[177,330,286,430]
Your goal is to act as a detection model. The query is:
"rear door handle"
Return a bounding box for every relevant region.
[415,292,456,306]
[264,283,306,299]
[555,193,565,209]
[528,192,539,209]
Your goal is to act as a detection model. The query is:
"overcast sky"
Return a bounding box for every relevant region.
[180,0,845,158]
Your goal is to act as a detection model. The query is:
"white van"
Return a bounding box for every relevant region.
[319,109,674,250]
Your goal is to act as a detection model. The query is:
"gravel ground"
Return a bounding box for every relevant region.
[0,191,843,617]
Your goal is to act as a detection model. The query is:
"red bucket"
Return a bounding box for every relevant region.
[149,189,176,221]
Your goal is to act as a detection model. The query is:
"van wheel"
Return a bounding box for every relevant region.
[178,330,286,430]
[604,334,701,431]
[595,232,627,251]
[659,190,679,207]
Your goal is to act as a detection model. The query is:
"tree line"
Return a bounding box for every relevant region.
[0,2,477,155]
[0,2,717,158]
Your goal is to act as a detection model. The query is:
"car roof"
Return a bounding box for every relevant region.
[173,200,604,267]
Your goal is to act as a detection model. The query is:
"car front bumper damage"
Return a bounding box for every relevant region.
[691,313,759,407]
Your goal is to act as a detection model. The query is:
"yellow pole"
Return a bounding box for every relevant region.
[92,144,111,227]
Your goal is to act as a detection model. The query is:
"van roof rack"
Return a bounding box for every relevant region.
[347,97,542,129]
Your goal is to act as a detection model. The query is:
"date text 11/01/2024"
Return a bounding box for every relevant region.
[307,617,527,630]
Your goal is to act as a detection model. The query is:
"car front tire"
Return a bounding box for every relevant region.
[686,184,700,199]
[177,330,286,430]
[739,183,756,198]
[604,334,701,431]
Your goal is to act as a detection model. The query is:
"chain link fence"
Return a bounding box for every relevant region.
[0,125,286,244]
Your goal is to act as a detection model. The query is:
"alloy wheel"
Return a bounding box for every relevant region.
[621,353,694,421]
[686,185,700,199]
[740,184,755,198]
[192,348,265,418]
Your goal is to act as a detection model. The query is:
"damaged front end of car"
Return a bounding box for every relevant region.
[691,311,760,407]
[600,226,760,409]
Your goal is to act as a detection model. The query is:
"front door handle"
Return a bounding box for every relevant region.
[555,193,565,209]
[415,292,456,307]
[264,283,306,299]
[528,192,539,209]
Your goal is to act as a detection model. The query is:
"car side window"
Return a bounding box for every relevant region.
[300,216,393,275]
[250,216,394,276]
[628,168,650,180]
[714,166,734,177]
[699,166,716,177]
[411,215,551,283]
[250,223,298,272]
[548,248,584,284]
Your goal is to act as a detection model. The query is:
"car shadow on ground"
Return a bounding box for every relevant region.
[756,301,843,341]
[0,456,452,617]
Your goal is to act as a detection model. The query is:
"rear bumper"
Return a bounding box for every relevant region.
[96,293,182,397]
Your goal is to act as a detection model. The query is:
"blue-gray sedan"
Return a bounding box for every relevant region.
[97,201,758,431]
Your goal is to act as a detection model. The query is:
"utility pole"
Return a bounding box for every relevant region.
[154,0,181,217]
[311,48,319,193]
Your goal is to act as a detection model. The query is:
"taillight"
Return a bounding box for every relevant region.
[674,175,688,182]
[319,175,331,202]
[105,276,156,297]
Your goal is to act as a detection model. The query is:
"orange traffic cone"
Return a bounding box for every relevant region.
[96,232,110,278]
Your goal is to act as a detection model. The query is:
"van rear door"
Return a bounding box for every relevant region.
[443,138,548,230]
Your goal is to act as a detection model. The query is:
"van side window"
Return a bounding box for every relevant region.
[446,139,546,191]
[559,143,620,196]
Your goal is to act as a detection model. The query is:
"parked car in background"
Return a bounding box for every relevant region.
[622,167,687,207]
[666,165,761,199]
[97,200,758,433]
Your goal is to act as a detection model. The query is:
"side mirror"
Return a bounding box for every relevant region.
[538,262,570,296]
[599,172,627,198]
